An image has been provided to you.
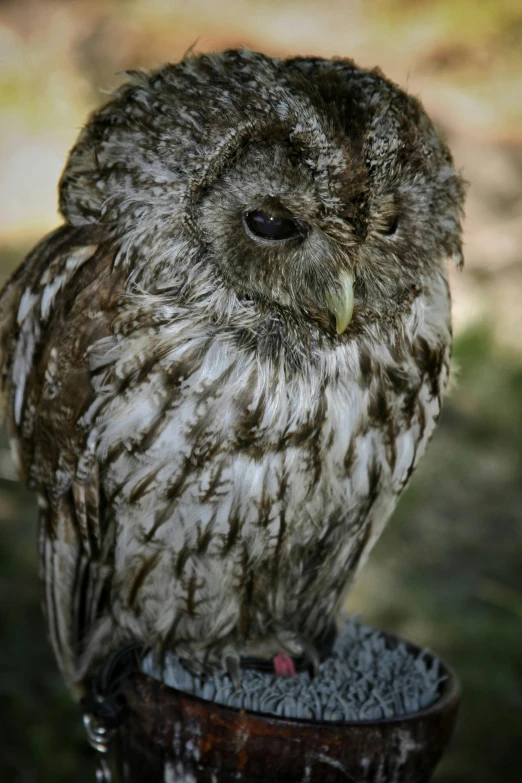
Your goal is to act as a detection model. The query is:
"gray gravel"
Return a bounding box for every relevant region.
[141,618,445,722]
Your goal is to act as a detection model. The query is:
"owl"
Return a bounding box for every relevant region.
[0,50,464,693]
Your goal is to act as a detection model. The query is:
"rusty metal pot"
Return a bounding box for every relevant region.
[115,632,460,783]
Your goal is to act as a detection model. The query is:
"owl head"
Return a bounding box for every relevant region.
[59,50,464,340]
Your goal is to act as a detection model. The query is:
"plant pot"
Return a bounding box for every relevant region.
[115,630,460,783]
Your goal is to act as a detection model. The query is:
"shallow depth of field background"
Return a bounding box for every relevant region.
[0,1,521,781]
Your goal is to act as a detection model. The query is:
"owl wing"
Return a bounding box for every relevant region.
[0,224,123,687]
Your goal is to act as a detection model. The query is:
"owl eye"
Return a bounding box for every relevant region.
[378,214,399,236]
[243,210,304,241]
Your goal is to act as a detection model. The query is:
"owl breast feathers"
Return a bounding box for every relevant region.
[0,50,464,688]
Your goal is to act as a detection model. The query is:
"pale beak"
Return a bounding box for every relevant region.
[326,271,354,334]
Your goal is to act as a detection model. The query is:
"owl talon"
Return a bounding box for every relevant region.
[300,641,321,678]
[225,654,242,689]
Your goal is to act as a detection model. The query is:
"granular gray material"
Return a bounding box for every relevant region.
[141,619,445,722]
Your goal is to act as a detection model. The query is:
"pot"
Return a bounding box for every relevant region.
[115,632,460,783]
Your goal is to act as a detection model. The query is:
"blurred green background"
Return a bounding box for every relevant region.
[0,1,521,781]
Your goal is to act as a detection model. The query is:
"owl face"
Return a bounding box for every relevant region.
[59,50,464,340]
[197,141,350,332]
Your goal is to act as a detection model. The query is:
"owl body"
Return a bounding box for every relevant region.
[0,51,463,687]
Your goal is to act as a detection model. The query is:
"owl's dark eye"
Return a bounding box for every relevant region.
[379,214,399,236]
[243,210,304,241]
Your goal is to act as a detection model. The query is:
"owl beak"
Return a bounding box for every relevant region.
[326,271,354,335]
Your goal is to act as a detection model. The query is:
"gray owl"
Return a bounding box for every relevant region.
[0,50,464,692]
